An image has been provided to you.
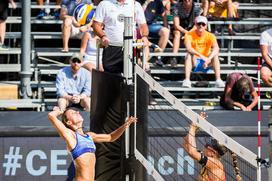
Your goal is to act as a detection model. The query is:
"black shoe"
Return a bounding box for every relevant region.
[36,10,46,19]
[170,57,177,68]
[50,11,60,19]
[156,58,164,67]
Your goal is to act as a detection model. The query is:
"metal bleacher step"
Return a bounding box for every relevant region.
[0,99,44,111]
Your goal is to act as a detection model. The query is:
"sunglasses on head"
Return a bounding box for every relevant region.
[197,22,206,26]
[71,58,81,63]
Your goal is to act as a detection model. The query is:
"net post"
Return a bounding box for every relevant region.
[268,108,272,181]
[123,16,135,181]
[257,57,261,181]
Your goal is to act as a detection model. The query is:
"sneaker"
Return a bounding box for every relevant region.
[156,57,164,67]
[265,91,271,99]
[182,79,192,88]
[50,11,60,19]
[170,57,177,68]
[215,79,225,88]
[0,44,9,51]
[36,10,46,19]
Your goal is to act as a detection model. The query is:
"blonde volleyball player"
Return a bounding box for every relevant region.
[48,106,137,181]
[183,112,243,181]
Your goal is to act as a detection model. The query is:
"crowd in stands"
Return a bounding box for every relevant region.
[0,0,271,112]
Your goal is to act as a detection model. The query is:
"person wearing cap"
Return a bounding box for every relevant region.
[183,112,227,181]
[220,72,258,111]
[56,53,91,111]
[93,0,149,74]
[182,15,225,88]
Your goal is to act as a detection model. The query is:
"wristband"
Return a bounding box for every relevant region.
[142,35,148,38]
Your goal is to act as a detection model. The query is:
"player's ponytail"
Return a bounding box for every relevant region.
[229,150,243,181]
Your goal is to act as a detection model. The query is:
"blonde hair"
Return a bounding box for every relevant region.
[229,150,243,181]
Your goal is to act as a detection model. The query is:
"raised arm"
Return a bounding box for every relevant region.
[48,107,71,139]
[89,116,137,143]
[183,112,207,161]
[183,123,201,161]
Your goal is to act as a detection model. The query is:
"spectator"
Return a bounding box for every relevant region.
[260,28,272,87]
[143,0,170,67]
[93,0,149,74]
[182,16,224,88]
[171,0,201,68]
[60,0,92,52]
[202,0,239,35]
[220,72,258,111]
[0,0,16,50]
[56,53,91,112]
[80,31,103,72]
[36,0,61,19]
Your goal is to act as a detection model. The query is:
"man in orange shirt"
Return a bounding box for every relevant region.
[182,16,224,88]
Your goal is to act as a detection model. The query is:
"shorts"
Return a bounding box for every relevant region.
[70,25,84,38]
[83,54,97,65]
[102,46,123,74]
[262,62,272,70]
[61,23,84,39]
[0,1,8,21]
[148,23,163,37]
[193,58,212,73]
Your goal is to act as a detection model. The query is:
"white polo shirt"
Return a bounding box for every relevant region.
[260,28,272,59]
[94,0,146,46]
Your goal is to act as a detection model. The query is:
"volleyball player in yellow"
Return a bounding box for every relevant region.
[182,16,224,88]
[183,112,243,181]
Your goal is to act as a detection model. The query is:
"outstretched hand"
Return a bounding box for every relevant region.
[52,106,64,115]
[190,112,208,131]
[125,116,137,128]
[200,111,208,120]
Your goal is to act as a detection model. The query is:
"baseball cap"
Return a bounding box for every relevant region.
[70,53,84,62]
[195,16,208,25]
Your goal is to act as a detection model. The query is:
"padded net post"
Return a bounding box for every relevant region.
[90,70,127,181]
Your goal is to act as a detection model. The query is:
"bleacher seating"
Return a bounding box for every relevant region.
[0,1,271,111]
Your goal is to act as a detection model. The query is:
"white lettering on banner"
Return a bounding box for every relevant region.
[177,148,194,175]
[26,150,47,176]
[158,156,174,175]
[50,150,68,175]
[147,148,195,176]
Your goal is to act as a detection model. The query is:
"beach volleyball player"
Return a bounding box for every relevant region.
[48,107,137,181]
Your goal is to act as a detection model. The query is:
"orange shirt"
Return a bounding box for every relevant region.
[185,30,217,57]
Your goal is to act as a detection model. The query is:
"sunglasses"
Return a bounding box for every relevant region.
[71,59,81,63]
[197,22,206,27]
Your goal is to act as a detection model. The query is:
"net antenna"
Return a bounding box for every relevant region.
[134,64,260,179]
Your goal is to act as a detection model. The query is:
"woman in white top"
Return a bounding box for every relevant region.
[80,30,103,72]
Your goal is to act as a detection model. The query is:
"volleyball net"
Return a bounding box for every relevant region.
[133,64,259,181]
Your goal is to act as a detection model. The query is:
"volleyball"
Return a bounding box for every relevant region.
[73,3,95,26]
